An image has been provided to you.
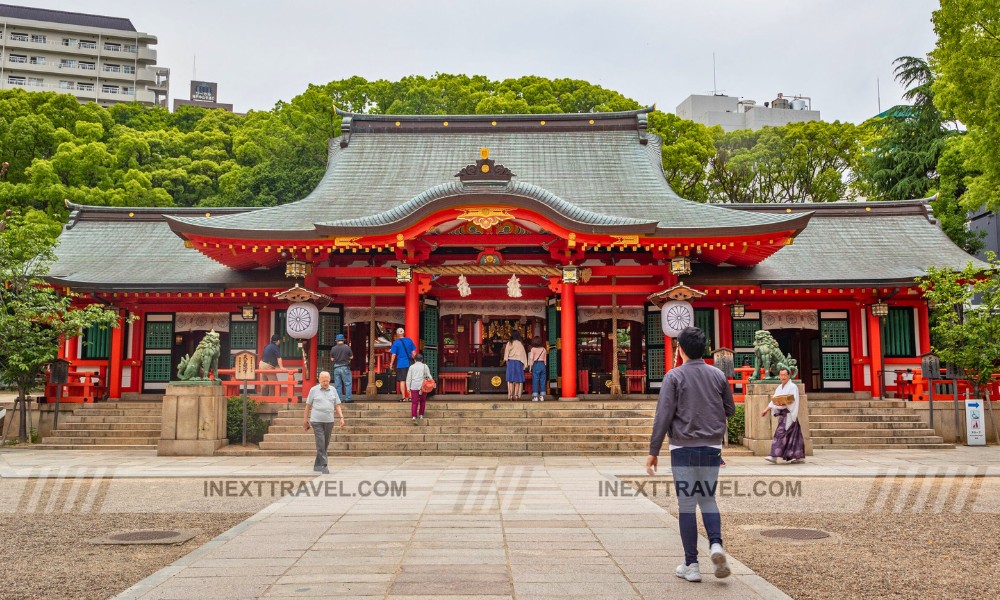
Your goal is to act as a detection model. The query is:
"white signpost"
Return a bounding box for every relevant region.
[234,351,256,446]
[965,397,987,446]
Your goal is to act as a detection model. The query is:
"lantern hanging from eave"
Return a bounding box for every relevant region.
[285,301,319,339]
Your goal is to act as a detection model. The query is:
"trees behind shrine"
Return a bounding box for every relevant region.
[0,72,978,251]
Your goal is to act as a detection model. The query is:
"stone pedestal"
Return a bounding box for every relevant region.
[158,382,228,456]
[743,381,813,457]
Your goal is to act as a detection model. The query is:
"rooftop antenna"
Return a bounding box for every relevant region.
[876,76,881,113]
[193,55,197,81]
[706,52,725,96]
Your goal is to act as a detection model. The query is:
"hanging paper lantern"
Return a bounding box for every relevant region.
[661,300,694,338]
[285,301,319,339]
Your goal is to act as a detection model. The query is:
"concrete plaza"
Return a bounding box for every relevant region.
[3,447,999,599]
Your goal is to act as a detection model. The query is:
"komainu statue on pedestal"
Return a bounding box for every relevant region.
[751,330,799,381]
[176,330,221,381]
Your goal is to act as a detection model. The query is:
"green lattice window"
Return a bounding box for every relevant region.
[547,305,559,344]
[645,310,661,342]
[423,348,438,378]
[143,354,172,382]
[648,348,665,381]
[735,352,755,368]
[821,320,849,347]
[318,313,342,347]
[548,348,558,379]
[82,324,110,359]
[733,319,761,348]
[694,308,714,357]
[230,321,257,350]
[421,305,439,346]
[274,310,301,360]
[821,353,851,381]
[883,307,915,358]
[145,321,173,349]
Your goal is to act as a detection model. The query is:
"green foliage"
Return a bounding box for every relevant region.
[932,0,1000,212]
[226,396,268,444]
[727,404,745,444]
[918,253,1000,393]
[706,121,864,203]
[647,111,718,202]
[0,210,123,440]
[857,56,958,201]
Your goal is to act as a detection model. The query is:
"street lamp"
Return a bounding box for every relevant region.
[729,300,746,319]
[670,255,691,276]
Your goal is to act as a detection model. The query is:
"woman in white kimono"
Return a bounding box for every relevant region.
[759,367,806,463]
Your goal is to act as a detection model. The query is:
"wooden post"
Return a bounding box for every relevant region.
[868,309,884,399]
[560,282,577,400]
[365,292,377,395]
[405,277,420,345]
[609,277,622,398]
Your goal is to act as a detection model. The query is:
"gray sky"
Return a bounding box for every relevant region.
[17,0,940,122]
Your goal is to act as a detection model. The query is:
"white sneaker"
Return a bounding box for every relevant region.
[532,396,538,402]
[675,562,701,582]
[790,458,805,464]
[764,456,776,463]
[710,543,731,578]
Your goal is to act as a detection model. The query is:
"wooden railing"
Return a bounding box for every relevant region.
[217,368,301,403]
[45,367,107,403]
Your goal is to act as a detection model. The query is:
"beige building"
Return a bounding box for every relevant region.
[676,93,821,132]
[0,4,168,107]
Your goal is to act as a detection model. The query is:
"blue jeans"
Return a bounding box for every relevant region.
[531,361,547,397]
[333,366,352,403]
[670,446,723,566]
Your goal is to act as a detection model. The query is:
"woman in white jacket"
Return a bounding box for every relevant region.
[760,367,805,463]
[406,353,432,425]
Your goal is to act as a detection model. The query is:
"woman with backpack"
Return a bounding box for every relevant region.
[405,353,434,425]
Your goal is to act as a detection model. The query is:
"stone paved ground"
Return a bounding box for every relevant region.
[3,447,998,599]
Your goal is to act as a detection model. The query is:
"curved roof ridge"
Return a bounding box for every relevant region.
[334,105,656,122]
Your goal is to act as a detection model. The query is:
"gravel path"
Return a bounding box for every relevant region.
[650,477,1000,599]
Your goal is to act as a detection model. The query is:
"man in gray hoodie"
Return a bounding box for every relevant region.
[646,326,735,583]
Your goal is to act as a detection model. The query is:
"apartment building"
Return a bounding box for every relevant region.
[0,4,168,107]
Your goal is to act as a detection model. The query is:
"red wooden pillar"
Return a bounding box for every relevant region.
[257,306,271,356]
[849,307,866,392]
[130,309,145,392]
[664,335,675,373]
[917,302,931,356]
[868,309,883,399]
[405,278,420,344]
[719,306,733,351]
[66,330,78,362]
[108,310,125,400]
[560,282,577,399]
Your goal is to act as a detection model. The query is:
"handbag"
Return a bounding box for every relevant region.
[421,378,436,393]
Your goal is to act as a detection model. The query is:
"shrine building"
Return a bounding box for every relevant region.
[46,107,981,402]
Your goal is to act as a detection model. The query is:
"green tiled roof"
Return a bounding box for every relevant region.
[689,200,988,286]
[167,109,803,239]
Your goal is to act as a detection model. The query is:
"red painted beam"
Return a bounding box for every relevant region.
[576,285,661,295]
[314,267,395,278]
[317,286,406,296]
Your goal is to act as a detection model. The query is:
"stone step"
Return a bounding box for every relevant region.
[806,428,937,437]
[32,438,156,452]
[261,431,653,443]
[45,427,161,437]
[258,440,651,452]
[809,400,907,409]
[269,417,657,427]
[810,435,946,445]
[55,408,161,417]
[265,424,654,435]
[80,401,163,408]
[60,415,163,424]
[278,409,658,420]
[808,414,921,423]
[807,407,924,416]
[39,436,160,445]
[812,443,955,450]
[808,421,929,430]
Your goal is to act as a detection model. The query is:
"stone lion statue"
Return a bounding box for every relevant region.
[177,330,221,381]
[751,330,799,381]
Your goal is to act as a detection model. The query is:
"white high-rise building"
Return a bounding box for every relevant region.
[0,3,168,107]
[676,93,820,132]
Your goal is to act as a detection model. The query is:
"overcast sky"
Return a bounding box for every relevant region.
[16,0,940,122]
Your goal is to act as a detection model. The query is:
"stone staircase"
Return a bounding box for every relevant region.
[259,399,752,457]
[808,399,953,450]
[39,401,162,450]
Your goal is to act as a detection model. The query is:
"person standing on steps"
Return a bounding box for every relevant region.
[761,367,805,464]
[503,330,527,400]
[406,353,433,425]
[388,327,417,403]
[302,371,344,474]
[259,334,283,397]
[646,326,735,583]
[330,333,354,404]
[528,336,548,401]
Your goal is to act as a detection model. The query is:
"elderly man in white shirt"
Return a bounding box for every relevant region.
[760,366,805,464]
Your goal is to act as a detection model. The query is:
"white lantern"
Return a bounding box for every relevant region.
[285,302,319,339]
[661,300,694,338]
